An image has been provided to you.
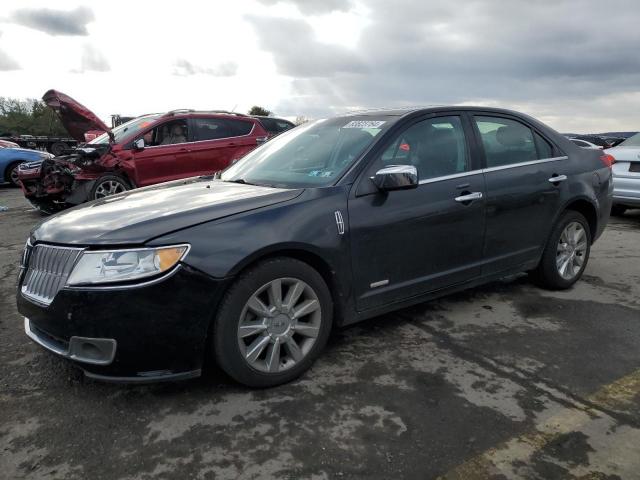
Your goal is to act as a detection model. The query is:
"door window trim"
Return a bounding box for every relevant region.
[481,155,568,173]
[415,154,567,185]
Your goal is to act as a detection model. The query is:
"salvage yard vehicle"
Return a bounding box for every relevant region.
[18,90,273,213]
[0,147,53,187]
[17,107,612,387]
[0,133,81,156]
[606,132,640,215]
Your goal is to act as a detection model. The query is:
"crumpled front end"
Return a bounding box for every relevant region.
[18,146,112,213]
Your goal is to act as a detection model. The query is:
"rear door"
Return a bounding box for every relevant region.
[470,114,567,275]
[189,117,261,174]
[348,113,486,311]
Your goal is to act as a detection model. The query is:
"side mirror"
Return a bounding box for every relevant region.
[372,165,418,191]
[133,138,145,151]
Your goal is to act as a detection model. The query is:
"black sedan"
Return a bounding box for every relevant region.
[17,107,613,387]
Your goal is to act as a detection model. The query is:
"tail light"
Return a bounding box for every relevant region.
[599,153,615,168]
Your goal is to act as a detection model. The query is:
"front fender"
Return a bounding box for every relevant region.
[149,185,353,310]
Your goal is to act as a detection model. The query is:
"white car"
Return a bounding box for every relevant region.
[606,133,640,215]
[569,138,603,149]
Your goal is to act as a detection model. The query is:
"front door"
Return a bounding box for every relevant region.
[349,114,486,312]
[470,114,567,275]
[132,119,195,186]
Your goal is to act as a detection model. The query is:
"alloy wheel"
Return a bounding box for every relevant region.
[237,277,322,373]
[556,221,587,280]
[94,180,126,199]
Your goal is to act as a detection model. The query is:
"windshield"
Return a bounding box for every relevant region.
[220,116,394,188]
[89,115,161,145]
[618,132,640,147]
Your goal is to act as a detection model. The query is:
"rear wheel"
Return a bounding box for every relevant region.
[611,205,627,217]
[89,174,130,200]
[530,211,591,290]
[213,257,333,387]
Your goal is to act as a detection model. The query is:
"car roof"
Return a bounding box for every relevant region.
[342,105,536,118]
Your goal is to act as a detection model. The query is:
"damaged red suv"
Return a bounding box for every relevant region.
[19,90,284,213]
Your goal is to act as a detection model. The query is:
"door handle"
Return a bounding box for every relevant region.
[548,174,567,183]
[454,191,483,203]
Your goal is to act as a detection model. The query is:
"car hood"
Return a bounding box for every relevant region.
[607,145,640,162]
[42,89,111,143]
[0,148,51,160]
[31,178,303,245]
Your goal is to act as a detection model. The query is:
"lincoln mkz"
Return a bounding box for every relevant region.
[17,107,613,386]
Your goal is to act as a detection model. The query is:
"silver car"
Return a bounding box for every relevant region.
[606,133,640,215]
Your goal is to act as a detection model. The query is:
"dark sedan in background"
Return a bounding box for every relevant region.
[17,107,613,387]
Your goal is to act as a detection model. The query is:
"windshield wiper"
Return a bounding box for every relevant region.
[225,178,274,188]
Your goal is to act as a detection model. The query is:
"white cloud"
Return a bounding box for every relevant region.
[0,0,638,132]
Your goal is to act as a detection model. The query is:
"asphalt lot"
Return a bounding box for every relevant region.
[1,185,640,480]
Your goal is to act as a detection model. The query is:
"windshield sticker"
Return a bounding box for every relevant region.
[342,120,386,129]
[308,170,334,177]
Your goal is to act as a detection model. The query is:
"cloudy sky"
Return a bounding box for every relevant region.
[1,0,639,132]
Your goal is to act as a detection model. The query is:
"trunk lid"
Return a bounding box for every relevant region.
[42,89,112,143]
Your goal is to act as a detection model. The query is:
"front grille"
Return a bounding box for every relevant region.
[21,244,83,306]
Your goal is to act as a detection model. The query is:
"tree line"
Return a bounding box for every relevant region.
[0,97,67,137]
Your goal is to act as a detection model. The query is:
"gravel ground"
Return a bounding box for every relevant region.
[1,185,640,480]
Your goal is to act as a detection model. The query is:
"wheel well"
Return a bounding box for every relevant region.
[564,200,597,240]
[233,249,343,320]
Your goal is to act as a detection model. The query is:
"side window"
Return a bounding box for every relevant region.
[193,118,253,141]
[474,116,539,167]
[374,116,469,180]
[534,132,554,158]
[142,120,188,147]
[228,119,254,136]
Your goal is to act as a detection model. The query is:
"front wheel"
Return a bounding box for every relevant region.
[530,211,591,290]
[213,257,333,387]
[5,162,22,187]
[89,174,130,200]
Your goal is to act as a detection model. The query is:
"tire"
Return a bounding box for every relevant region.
[5,161,22,187]
[50,142,69,156]
[213,257,333,387]
[89,174,130,200]
[611,205,627,217]
[530,211,591,290]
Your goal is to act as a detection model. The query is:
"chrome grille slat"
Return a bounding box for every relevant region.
[21,244,83,306]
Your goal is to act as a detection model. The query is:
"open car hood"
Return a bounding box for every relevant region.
[42,89,111,143]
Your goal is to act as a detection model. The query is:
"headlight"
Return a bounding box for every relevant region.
[66,245,189,286]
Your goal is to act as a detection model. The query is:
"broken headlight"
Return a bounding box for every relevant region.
[66,245,189,286]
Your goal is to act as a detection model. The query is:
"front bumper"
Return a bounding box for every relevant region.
[17,264,229,382]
